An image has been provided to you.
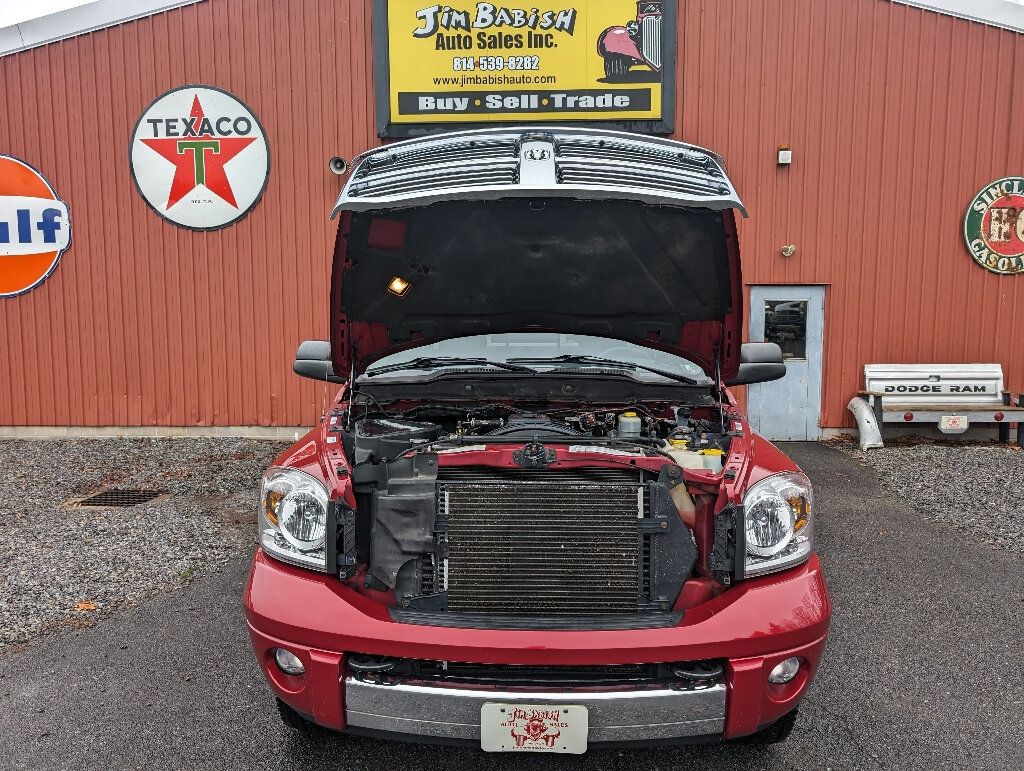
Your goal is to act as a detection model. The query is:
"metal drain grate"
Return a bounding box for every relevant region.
[75,489,166,507]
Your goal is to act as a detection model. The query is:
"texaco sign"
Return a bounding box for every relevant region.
[964,177,1024,275]
[130,85,269,230]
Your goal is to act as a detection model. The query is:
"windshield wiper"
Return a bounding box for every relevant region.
[363,357,537,377]
[507,354,704,386]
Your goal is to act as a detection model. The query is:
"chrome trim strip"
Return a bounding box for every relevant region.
[344,677,726,742]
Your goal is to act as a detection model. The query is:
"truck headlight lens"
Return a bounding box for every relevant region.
[259,467,329,572]
[743,472,813,577]
[278,490,327,549]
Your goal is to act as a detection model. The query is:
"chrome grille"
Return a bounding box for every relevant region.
[438,467,645,615]
[348,161,518,198]
[358,137,519,176]
[333,127,746,215]
[347,136,519,199]
[556,161,729,197]
[642,15,663,69]
[555,136,730,198]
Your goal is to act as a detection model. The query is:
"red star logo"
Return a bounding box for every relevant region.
[140,95,256,209]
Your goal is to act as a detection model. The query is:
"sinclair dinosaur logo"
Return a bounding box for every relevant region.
[130,85,270,231]
[964,177,1024,275]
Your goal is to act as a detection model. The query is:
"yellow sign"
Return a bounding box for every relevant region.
[377,1,674,134]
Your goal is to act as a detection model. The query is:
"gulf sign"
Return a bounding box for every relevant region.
[0,155,71,297]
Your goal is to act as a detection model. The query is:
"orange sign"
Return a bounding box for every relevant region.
[0,155,71,297]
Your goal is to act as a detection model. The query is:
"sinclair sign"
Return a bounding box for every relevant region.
[129,85,270,231]
[964,177,1024,275]
[374,0,677,137]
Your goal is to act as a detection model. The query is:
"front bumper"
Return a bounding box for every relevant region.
[245,550,830,743]
[345,678,726,744]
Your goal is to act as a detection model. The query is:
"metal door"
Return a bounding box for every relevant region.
[747,286,825,441]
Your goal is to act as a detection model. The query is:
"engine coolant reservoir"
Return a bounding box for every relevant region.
[662,440,707,471]
[663,440,726,474]
[662,440,701,527]
[617,411,642,438]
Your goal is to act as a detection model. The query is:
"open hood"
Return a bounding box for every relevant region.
[329,128,745,381]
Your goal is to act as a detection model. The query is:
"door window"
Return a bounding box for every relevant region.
[764,300,808,360]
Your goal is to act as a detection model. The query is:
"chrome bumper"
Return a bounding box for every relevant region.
[344,678,726,743]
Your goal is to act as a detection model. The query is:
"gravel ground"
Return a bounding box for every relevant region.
[0,438,288,652]
[836,439,1024,552]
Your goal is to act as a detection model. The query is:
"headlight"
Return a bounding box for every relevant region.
[743,472,813,577]
[259,467,329,572]
[626,20,640,36]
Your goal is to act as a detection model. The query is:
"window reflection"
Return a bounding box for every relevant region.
[764,300,808,359]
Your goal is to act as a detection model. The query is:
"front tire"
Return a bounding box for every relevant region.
[735,707,799,745]
[276,698,320,734]
[603,54,631,79]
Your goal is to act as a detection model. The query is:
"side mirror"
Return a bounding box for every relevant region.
[726,342,786,386]
[293,340,345,383]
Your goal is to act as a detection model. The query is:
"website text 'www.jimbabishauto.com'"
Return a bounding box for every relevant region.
[433,71,557,87]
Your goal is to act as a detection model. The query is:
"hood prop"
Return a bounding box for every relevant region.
[345,352,357,431]
[714,339,726,434]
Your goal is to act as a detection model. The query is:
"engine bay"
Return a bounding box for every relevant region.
[344,399,734,464]
[331,397,737,619]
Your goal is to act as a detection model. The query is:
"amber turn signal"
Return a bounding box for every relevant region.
[787,493,810,531]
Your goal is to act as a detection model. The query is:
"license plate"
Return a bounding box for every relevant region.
[480,703,588,754]
[940,415,968,432]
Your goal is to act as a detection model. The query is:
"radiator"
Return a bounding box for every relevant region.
[437,467,646,615]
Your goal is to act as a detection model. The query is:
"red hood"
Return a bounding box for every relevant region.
[329,199,743,381]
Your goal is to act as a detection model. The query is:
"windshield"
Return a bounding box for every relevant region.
[361,334,713,385]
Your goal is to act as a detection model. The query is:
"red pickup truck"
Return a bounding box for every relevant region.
[244,127,830,754]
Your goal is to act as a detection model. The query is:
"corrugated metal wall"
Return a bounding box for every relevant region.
[679,0,1024,427]
[1,0,1022,428]
[0,0,375,427]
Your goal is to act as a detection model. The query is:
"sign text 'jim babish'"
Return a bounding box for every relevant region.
[413,3,579,43]
[382,1,669,127]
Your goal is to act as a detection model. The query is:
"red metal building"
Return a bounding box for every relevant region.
[1,0,1022,435]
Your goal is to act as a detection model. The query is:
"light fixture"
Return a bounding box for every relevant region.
[274,648,305,676]
[387,276,411,297]
[768,657,800,684]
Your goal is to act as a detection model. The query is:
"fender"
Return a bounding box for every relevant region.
[847,395,884,451]
[597,26,643,60]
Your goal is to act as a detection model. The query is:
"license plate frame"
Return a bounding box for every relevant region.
[480,702,588,754]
